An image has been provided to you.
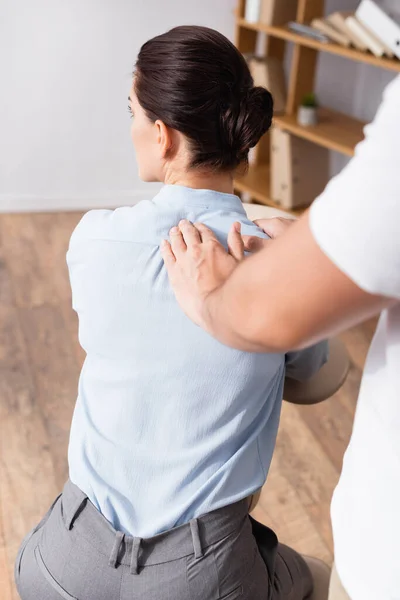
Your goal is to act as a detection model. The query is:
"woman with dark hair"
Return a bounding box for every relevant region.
[15,26,327,600]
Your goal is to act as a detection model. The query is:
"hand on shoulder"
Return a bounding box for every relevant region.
[243,217,295,252]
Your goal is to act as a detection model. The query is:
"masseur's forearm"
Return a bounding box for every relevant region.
[203,213,391,353]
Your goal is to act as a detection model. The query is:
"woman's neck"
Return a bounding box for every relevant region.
[163,170,234,195]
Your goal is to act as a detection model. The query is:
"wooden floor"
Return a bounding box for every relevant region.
[0,212,375,599]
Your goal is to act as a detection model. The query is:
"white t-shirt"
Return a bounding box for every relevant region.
[310,74,400,600]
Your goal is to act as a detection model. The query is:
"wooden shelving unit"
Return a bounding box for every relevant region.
[274,108,366,157]
[237,19,400,73]
[234,0,400,212]
[234,164,271,205]
[235,164,305,215]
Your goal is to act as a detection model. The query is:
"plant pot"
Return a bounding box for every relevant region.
[297,105,318,127]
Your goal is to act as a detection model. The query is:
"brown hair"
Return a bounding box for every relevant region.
[135,25,273,172]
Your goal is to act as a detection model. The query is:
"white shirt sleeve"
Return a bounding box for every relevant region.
[310,75,400,300]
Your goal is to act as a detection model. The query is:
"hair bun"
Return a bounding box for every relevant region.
[237,87,274,154]
[220,86,274,165]
[243,87,274,148]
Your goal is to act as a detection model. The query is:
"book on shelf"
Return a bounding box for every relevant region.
[346,15,393,57]
[270,128,329,210]
[326,11,368,51]
[288,22,330,43]
[248,56,287,114]
[259,0,297,26]
[356,0,400,60]
[311,17,351,46]
[244,0,261,23]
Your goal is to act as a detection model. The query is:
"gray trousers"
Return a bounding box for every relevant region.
[15,480,313,600]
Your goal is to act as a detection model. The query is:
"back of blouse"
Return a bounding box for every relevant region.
[66,185,327,538]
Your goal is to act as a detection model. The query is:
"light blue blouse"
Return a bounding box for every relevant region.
[67,185,327,538]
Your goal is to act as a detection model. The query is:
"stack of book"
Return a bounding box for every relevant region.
[244,0,400,60]
[310,1,399,59]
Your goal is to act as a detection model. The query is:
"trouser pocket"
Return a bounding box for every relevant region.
[250,517,278,600]
[14,493,62,585]
[34,544,78,599]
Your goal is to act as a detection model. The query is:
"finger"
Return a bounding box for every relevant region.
[228,222,244,261]
[242,235,270,253]
[254,217,293,227]
[169,226,187,255]
[253,219,271,229]
[178,219,201,247]
[254,217,295,239]
[160,239,176,268]
[194,222,219,243]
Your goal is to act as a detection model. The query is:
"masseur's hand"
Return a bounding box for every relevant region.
[161,219,243,327]
[242,217,295,252]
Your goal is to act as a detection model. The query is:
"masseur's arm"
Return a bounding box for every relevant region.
[183,214,391,353]
[208,213,392,352]
[162,76,400,353]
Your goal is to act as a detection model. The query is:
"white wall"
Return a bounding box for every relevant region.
[0,0,236,212]
[0,0,397,212]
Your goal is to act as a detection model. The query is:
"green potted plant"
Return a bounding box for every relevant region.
[298,92,319,126]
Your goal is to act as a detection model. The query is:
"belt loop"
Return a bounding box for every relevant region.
[64,496,88,531]
[190,519,203,559]
[109,531,125,569]
[130,537,142,575]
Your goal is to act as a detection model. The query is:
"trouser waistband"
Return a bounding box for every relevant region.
[61,480,249,574]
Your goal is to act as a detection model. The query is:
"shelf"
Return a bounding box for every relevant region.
[235,163,271,204]
[234,164,305,215]
[274,107,366,156]
[237,18,400,73]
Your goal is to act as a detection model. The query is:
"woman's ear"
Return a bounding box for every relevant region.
[155,120,173,158]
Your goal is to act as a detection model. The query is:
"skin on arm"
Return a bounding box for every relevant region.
[161,213,393,353]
